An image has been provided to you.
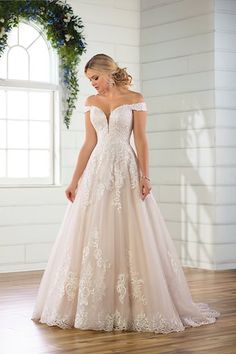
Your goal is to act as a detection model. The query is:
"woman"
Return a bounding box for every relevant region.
[31,53,220,333]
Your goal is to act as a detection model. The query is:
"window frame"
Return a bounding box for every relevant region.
[0,20,61,188]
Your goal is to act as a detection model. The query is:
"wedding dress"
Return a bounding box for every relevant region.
[31,101,220,333]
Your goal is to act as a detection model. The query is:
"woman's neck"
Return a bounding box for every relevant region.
[98,86,128,98]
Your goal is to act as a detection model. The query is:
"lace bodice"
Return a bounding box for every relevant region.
[84,102,147,141]
[78,102,147,212]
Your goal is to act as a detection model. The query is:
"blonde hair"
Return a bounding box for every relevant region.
[84,53,132,88]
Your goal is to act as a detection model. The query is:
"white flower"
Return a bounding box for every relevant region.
[0,27,5,38]
[0,18,4,23]
[63,14,71,23]
[65,34,73,42]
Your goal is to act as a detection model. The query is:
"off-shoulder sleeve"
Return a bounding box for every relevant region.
[84,105,91,113]
[131,102,147,111]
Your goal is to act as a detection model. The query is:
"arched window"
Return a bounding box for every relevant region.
[0,20,60,186]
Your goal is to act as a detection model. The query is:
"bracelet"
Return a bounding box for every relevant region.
[140,175,150,181]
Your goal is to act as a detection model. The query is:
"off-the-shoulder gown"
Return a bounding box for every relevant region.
[31,101,220,333]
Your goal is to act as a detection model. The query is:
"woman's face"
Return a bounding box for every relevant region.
[85,68,110,93]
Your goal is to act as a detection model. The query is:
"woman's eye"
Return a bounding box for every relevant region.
[89,76,98,82]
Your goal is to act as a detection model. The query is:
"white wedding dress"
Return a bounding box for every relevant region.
[31,101,220,333]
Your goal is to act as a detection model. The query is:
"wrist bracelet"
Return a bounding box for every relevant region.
[140,175,150,181]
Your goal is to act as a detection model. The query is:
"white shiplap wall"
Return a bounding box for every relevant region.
[140,0,236,270]
[214,0,236,268]
[0,0,141,272]
[141,0,216,269]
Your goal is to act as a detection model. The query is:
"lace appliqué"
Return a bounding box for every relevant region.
[38,307,73,329]
[131,102,147,111]
[78,262,93,307]
[78,102,147,212]
[75,228,111,328]
[84,106,91,113]
[84,102,147,113]
[103,144,139,212]
[82,309,185,333]
[36,303,220,332]
[167,249,181,279]
[181,302,220,327]
[134,312,185,333]
[78,228,111,305]
[116,273,127,304]
[97,309,128,331]
[128,250,147,305]
[78,143,139,212]
[49,247,79,302]
[34,229,220,332]
[34,247,79,329]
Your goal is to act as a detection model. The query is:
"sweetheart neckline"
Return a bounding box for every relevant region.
[85,102,146,132]
[90,103,139,122]
[91,104,130,122]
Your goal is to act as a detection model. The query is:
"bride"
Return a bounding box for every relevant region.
[31,53,220,333]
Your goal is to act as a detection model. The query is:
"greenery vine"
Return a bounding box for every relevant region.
[0,0,87,129]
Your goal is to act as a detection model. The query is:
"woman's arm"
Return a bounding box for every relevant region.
[133,102,149,179]
[70,100,97,187]
[133,95,152,200]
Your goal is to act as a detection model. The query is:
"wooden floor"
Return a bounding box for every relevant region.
[0,267,235,354]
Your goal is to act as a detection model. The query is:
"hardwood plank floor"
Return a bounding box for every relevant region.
[0,267,235,354]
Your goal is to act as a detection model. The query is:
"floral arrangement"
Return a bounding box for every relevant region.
[0,0,87,129]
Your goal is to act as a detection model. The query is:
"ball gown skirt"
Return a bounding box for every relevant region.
[31,102,220,333]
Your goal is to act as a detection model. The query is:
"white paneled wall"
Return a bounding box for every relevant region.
[141,0,236,270]
[0,0,141,273]
[141,0,216,269]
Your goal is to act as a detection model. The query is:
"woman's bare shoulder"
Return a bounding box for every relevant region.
[85,95,97,106]
[127,90,145,103]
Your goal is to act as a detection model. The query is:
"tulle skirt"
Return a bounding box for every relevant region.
[31,171,220,333]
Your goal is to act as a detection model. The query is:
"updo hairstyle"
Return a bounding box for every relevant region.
[84,53,132,87]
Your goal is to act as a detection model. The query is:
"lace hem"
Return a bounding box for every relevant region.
[31,302,220,334]
[182,302,221,328]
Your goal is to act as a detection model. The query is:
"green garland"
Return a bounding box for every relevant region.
[0,0,87,129]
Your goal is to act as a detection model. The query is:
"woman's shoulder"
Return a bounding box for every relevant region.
[127,90,145,103]
[85,95,97,107]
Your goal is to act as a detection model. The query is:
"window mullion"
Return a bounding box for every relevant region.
[0,79,59,91]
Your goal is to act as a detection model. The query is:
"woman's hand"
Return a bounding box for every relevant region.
[65,182,78,203]
[139,176,152,200]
